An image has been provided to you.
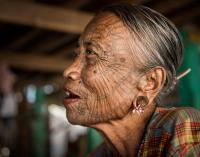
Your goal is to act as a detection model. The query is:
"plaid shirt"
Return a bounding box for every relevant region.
[89,107,200,157]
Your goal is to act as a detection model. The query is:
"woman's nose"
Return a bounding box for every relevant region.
[63,59,82,81]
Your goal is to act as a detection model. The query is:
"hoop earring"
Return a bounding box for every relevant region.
[132,96,149,114]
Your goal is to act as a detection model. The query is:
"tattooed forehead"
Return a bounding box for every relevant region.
[80,13,130,49]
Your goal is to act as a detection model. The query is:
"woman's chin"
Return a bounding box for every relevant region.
[66,113,91,125]
[66,113,101,126]
[66,114,118,126]
[67,120,93,127]
[65,106,130,125]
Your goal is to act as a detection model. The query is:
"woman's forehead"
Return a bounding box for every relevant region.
[80,12,131,46]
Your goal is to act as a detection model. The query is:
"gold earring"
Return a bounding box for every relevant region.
[132,96,149,114]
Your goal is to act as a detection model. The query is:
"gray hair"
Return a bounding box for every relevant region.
[102,3,183,104]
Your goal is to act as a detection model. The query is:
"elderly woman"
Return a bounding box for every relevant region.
[63,3,200,157]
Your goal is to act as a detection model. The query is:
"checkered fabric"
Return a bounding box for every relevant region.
[138,107,200,157]
[89,107,200,157]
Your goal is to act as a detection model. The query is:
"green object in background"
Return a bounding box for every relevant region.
[32,86,48,157]
[178,30,200,109]
[87,128,103,153]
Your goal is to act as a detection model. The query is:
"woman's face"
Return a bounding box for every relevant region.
[63,13,140,125]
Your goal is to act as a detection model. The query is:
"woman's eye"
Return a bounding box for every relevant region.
[85,48,98,65]
[86,49,93,55]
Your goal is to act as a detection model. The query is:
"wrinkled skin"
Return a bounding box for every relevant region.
[63,12,162,157]
[63,13,142,125]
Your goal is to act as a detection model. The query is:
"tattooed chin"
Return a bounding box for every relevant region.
[65,99,130,125]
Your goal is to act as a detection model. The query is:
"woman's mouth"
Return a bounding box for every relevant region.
[63,88,81,106]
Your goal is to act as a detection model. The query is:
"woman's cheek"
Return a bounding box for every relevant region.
[81,69,110,98]
[81,67,100,91]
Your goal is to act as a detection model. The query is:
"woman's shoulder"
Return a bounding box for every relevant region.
[162,107,200,155]
[148,106,200,147]
[144,106,200,147]
[170,107,200,119]
[149,107,200,130]
[138,107,200,156]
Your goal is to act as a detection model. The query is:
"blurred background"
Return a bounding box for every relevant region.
[0,0,199,157]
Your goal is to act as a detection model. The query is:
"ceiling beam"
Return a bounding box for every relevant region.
[9,29,43,50]
[152,0,195,14]
[129,0,148,5]
[62,0,91,9]
[170,6,200,26]
[0,52,72,72]
[29,34,77,54]
[0,0,94,34]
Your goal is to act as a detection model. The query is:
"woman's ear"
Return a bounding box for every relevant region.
[137,66,166,102]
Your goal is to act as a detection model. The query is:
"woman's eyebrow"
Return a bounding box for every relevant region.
[84,41,104,51]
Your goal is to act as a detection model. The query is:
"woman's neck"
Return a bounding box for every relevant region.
[91,104,156,157]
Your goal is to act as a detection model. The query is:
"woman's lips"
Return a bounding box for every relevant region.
[63,98,80,106]
[63,88,81,106]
